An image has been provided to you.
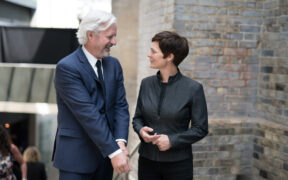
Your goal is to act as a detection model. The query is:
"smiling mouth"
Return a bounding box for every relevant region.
[105,47,110,52]
[105,44,113,51]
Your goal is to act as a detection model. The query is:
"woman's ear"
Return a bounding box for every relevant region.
[166,53,174,63]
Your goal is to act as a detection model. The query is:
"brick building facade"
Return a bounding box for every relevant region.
[114,0,288,179]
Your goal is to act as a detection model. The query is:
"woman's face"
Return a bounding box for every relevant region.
[147,41,168,69]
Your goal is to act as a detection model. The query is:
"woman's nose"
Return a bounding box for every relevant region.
[147,51,151,57]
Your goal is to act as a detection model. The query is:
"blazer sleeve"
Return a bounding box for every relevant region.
[132,81,145,137]
[113,60,130,141]
[169,84,208,149]
[55,62,119,157]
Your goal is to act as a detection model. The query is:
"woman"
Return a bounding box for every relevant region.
[133,31,208,180]
[23,147,46,180]
[0,125,27,180]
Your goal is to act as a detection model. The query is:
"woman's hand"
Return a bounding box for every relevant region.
[139,126,160,143]
[152,134,171,151]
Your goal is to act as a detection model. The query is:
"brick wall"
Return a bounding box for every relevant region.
[193,118,254,180]
[193,118,288,180]
[112,0,140,179]
[173,0,262,118]
[134,0,288,180]
[138,0,175,85]
[252,119,288,179]
[257,0,288,125]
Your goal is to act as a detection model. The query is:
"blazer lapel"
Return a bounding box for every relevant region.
[102,58,109,87]
[76,47,99,82]
[102,58,110,98]
[77,47,108,100]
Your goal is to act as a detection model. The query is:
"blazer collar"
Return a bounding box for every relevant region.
[156,68,182,84]
[76,46,99,81]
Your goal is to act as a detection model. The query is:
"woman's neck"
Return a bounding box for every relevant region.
[159,65,178,83]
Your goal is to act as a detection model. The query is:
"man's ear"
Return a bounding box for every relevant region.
[87,31,94,40]
[166,53,174,63]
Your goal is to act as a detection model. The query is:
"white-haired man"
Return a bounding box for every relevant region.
[52,10,131,180]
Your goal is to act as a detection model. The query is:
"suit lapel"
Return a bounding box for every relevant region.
[102,58,109,87]
[102,58,112,128]
[76,47,99,82]
[77,47,110,99]
[102,58,110,98]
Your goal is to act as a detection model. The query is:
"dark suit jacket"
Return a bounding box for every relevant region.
[133,71,208,162]
[27,162,46,180]
[52,47,129,173]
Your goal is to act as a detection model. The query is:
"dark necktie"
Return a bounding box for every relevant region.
[96,60,106,97]
[96,60,109,128]
[96,60,104,83]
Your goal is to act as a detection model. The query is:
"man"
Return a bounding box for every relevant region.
[52,10,131,180]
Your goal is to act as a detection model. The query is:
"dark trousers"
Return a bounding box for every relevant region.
[59,157,113,180]
[138,156,193,180]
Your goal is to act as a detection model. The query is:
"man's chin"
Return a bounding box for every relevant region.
[102,52,110,57]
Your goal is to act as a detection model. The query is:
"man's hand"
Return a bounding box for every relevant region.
[139,127,160,143]
[152,134,171,151]
[111,152,131,174]
[117,141,129,157]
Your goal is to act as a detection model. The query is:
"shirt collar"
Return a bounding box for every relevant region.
[82,46,102,67]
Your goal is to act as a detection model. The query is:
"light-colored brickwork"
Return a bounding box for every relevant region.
[194,118,288,180]
[173,0,262,118]
[252,119,288,179]
[138,0,175,84]
[258,0,288,125]
[111,0,140,179]
[130,0,288,180]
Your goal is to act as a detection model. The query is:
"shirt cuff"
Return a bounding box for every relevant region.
[116,139,127,143]
[108,149,123,159]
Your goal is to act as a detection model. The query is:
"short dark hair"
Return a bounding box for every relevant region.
[152,31,189,66]
[0,125,12,157]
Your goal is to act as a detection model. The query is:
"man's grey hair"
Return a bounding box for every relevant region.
[76,10,117,45]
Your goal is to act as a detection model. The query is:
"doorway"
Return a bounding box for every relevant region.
[0,112,36,153]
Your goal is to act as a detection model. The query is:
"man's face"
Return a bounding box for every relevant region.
[86,23,117,59]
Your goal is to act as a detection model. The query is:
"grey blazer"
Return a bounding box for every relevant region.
[133,70,208,162]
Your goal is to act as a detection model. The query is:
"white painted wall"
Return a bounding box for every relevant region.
[31,0,111,28]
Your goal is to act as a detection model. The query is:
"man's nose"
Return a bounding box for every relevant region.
[111,37,117,45]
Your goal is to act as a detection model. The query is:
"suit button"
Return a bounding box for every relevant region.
[100,109,105,113]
